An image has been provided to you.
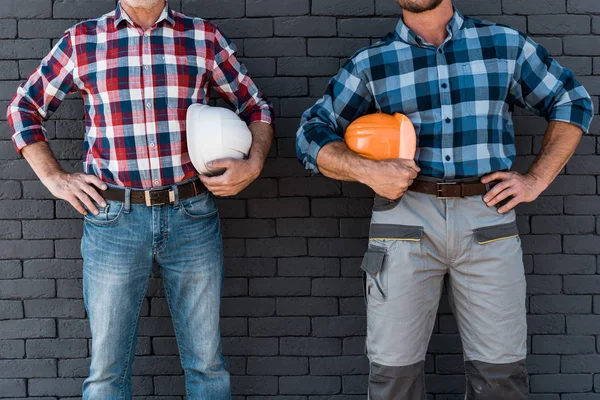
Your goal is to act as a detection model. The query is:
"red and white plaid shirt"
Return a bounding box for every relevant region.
[7,1,273,189]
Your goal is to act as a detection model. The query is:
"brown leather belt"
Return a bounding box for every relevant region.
[101,179,206,206]
[409,179,493,199]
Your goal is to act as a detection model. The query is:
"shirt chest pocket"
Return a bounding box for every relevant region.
[156,54,209,110]
[457,59,511,115]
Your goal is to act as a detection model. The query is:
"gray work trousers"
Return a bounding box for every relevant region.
[362,186,529,400]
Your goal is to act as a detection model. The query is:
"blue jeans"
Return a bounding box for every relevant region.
[80,181,230,399]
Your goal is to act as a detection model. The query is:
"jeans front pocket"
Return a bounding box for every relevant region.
[180,191,218,220]
[84,200,125,226]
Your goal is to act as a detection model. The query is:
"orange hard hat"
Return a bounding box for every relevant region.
[345,112,417,160]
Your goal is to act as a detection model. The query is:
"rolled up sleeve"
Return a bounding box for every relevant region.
[7,31,77,154]
[510,33,594,133]
[210,26,273,126]
[296,58,374,174]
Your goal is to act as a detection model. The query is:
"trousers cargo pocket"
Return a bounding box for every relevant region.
[361,244,387,301]
[473,220,519,245]
[364,224,425,304]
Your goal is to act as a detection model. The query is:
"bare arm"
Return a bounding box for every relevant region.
[200,121,273,196]
[21,142,108,215]
[317,141,420,200]
[482,121,583,213]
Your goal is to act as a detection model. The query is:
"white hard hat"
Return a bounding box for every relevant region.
[186,104,253,176]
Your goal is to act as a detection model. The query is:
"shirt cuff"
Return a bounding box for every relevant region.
[248,108,273,126]
[12,127,49,155]
[302,125,345,175]
[549,104,594,134]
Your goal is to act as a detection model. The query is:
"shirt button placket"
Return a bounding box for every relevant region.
[437,46,454,177]
[142,30,160,187]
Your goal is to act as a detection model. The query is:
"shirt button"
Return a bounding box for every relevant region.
[441,83,448,89]
[154,180,159,185]
[144,65,149,70]
[150,142,155,147]
[445,117,451,123]
[146,102,152,108]
[445,155,451,161]
[438,48,443,54]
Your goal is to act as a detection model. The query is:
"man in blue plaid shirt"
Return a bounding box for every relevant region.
[297,0,593,399]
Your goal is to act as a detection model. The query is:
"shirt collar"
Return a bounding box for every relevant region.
[114,1,175,29]
[395,6,464,47]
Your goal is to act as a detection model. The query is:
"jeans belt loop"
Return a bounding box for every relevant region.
[124,188,131,213]
[172,184,180,209]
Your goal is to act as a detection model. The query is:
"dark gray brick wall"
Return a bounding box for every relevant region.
[0,0,599,398]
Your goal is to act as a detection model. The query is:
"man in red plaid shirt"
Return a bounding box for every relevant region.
[7,0,273,398]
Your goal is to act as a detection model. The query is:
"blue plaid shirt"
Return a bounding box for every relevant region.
[296,9,593,178]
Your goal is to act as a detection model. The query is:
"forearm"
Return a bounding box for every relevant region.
[21,141,64,183]
[528,120,583,188]
[316,141,372,183]
[248,121,273,168]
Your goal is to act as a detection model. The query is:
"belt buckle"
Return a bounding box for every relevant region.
[144,189,175,206]
[436,182,458,200]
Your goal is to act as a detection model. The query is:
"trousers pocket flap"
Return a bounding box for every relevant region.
[361,247,386,276]
[473,221,519,244]
[369,223,424,241]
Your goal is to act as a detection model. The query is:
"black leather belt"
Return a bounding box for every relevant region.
[101,179,206,206]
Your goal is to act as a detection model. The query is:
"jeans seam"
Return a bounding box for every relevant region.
[120,278,149,399]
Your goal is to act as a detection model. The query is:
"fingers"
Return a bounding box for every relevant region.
[207,158,236,170]
[483,179,511,204]
[84,174,108,191]
[75,190,99,215]
[80,184,106,208]
[481,171,509,184]
[66,195,87,215]
[497,196,521,214]
[486,186,517,208]
[404,159,421,173]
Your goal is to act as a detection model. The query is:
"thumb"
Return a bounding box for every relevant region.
[207,158,235,169]
[405,159,421,172]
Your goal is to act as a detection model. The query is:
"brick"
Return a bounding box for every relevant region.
[28,377,83,396]
[503,0,565,14]
[532,37,563,56]
[527,315,565,334]
[566,314,600,335]
[0,0,52,18]
[338,18,399,38]
[249,317,310,336]
[280,376,341,395]
[565,36,600,56]
[475,15,527,32]
[564,276,600,294]
[564,235,600,254]
[555,56,594,76]
[245,38,306,58]
[221,298,275,317]
[0,300,23,320]
[278,257,339,277]
[0,200,54,219]
[276,218,338,237]
[0,19,17,39]
[565,195,600,214]
[0,181,21,199]
[531,216,594,234]
[312,0,374,16]
[309,238,367,257]
[0,379,26,397]
[308,38,371,57]
[274,16,337,37]
[55,238,82,258]
[0,279,55,298]
[183,0,244,18]
[225,257,276,277]
[18,19,77,38]
[277,297,338,316]
[530,295,591,314]
[53,0,115,18]
[535,255,597,275]
[312,316,366,337]
[24,298,85,318]
[22,219,82,239]
[0,319,55,339]
[279,177,341,197]
[532,335,595,354]
[0,340,24,359]
[530,374,592,393]
[246,238,307,257]
[310,356,368,376]
[520,234,561,254]
[544,175,596,195]
[529,15,590,35]
[221,219,275,238]
[26,338,87,358]
[248,198,309,218]
[280,337,341,356]
[312,199,373,217]
[131,356,183,375]
[312,278,362,297]
[23,259,82,278]
[562,355,600,373]
[454,0,502,14]
[278,57,340,77]
[222,337,278,356]
[527,354,560,374]
[568,0,600,13]
[22,181,55,199]
[231,376,278,395]
[247,357,308,376]
[249,277,310,296]
[0,220,21,239]
[212,18,272,38]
